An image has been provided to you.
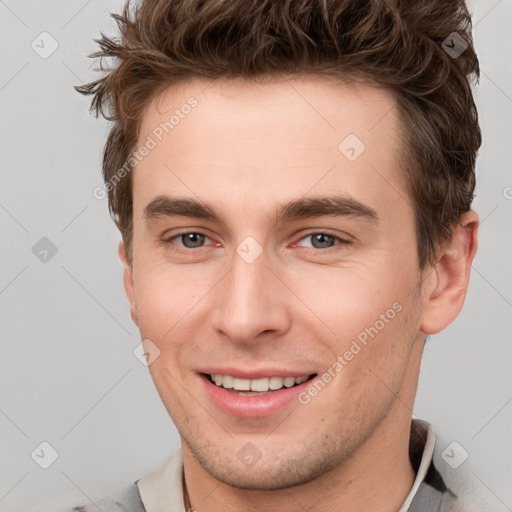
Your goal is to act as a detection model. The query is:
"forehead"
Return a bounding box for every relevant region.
[140,75,400,151]
[134,76,409,222]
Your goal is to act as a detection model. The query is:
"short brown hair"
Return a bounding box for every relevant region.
[77,0,481,268]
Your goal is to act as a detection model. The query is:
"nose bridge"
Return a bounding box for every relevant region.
[212,247,288,343]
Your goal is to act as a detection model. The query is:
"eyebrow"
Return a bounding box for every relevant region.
[143,195,379,226]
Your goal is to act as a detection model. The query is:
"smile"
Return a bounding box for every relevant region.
[208,374,312,394]
[200,372,317,417]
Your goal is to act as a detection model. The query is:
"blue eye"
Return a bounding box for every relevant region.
[172,232,209,249]
[302,233,337,249]
[164,231,215,255]
[163,230,351,256]
[296,232,351,252]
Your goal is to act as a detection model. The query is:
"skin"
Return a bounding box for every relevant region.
[119,75,479,512]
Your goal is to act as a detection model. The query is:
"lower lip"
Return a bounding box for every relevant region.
[200,374,314,418]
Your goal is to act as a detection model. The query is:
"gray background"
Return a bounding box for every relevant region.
[0,0,511,510]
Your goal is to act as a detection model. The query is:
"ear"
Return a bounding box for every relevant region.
[118,241,138,326]
[420,210,479,335]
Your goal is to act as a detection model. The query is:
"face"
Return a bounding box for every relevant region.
[124,76,430,489]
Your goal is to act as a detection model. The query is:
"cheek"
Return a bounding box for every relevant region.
[319,300,420,427]
[132,263,215,349]
[131,231,179,317]
[290,263,410,335]
[289,262,421,389]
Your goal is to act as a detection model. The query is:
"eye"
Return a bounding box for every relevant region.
[165,231,215,252]
[163,230,351,256]
[295,232,351,253]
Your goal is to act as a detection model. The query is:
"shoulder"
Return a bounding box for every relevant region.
[45,449,184,512]
[53,481,146,512]
[408,420,504,511]
[429,430,504,511]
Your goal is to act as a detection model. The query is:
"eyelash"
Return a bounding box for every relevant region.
[163,230,352,256]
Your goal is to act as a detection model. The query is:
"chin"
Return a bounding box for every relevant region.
[205,463,324,491]
[186,437,345,491]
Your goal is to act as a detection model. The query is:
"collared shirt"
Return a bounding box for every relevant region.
[60,419,496,511]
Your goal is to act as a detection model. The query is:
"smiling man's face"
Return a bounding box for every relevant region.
[121,76,433,490]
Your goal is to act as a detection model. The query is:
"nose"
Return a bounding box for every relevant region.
[211,247,291,345]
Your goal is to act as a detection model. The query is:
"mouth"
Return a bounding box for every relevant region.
[199,372,318,417]
[204,373,317,396]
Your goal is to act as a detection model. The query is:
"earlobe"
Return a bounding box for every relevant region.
[421,210,479,335]
[118,241,138,326]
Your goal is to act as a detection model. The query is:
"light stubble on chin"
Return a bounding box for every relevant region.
[179,391,397,492]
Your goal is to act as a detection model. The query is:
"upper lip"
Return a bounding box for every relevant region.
[198,367,316,380]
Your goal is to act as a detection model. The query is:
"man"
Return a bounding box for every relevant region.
[70,0,492,510]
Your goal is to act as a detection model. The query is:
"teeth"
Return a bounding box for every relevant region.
[283,377,296,388]
[222,375,234,389]
[269,376,284,390]
[210,374,310,392]
[232,378,251,391]
[251,378,269,391]
[295,375,309,385]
